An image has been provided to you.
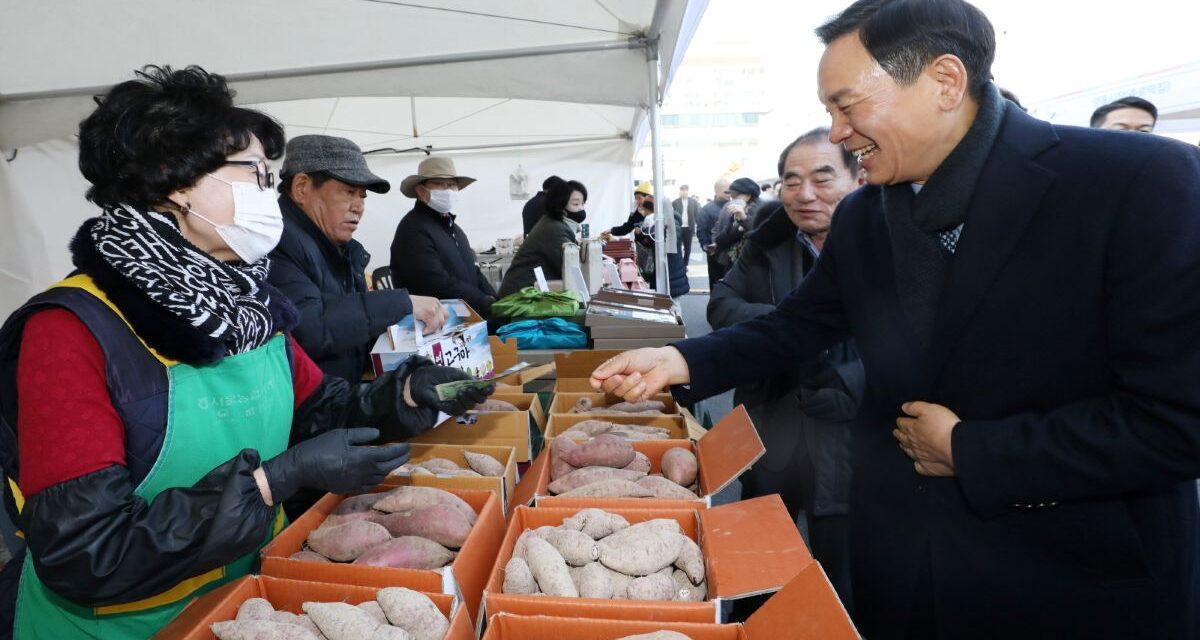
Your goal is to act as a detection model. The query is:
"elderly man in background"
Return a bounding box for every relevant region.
[708,127,863,607]
[269,135,447,383]
[696,176,731,285]
[391,156,497,317]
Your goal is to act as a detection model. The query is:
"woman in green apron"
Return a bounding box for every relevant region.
[0,66,492,639]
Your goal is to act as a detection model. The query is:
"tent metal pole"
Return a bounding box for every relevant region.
[362,133,629,155]
[647,42,669,295]
[0,38,650,103]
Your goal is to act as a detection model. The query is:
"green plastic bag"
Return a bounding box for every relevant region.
[491,287,582,319]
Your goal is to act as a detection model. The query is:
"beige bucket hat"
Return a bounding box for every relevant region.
[399,156,476,198]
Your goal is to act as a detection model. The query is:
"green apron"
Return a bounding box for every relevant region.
[14,325,293,640]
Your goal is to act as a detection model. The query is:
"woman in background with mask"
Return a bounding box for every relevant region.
[0,66,491,639]
[497,179,588,298]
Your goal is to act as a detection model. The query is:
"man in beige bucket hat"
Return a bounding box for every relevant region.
[390,156,497,317]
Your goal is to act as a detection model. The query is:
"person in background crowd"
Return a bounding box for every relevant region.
[498,179,588,298]
[635,197,691,298]
[697,176,732,284]
[590,0,1200,635]
[521,175,564,236]
[269,134,447,383]
[602,181,654,239]
[390,156,497,317]
[1090,96,1158,132]
[711,177,762,268]
[0,66,492,640]
[672,184,700,265]
[708,127,864,607]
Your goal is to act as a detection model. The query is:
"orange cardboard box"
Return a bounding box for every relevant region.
[544,412,688,440]
[532,405,763,510]
[490,336,556,389]
[480,559,857,639]
[408,391,546,461]
[482,494,810,625]
[153,575,474,640]
[552,349,625,392]
[548,391,679,416]
[381,443,518,514]
[260,487,505,625]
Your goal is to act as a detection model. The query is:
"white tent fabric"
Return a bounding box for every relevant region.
[0,0,705,316]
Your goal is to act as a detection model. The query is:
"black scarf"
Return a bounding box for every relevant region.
[882,82,1006,346]
[78,205,278,358]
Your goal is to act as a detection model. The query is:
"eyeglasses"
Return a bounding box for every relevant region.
[223,160,275,191]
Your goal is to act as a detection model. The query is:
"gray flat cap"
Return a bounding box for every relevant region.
[281,135,390,193]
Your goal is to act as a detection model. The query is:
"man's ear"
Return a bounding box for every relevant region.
[290,173,312,204]
[928,53,970,112]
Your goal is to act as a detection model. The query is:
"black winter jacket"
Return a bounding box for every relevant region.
[707,201,863,517]
[269,196,412,383]
[390,201,496,317]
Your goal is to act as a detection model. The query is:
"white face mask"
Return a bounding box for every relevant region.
[426,187,459,215]
[189,174,284,263]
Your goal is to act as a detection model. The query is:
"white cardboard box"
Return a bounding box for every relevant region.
[370,300,494,377]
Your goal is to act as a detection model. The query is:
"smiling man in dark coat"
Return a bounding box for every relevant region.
[590,1,1200,637]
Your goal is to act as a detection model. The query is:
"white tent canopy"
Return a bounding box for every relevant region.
[0,0,705,315]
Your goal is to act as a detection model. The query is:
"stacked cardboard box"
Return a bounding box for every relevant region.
[586,287,686,349]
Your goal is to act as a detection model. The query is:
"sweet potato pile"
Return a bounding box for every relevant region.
[210,587,449,640]
[569,396,669,415]
[501,509,707,602]
[290,487,476,569]
[549,439,700,500]
[390,452,504,478]
[560,419,672,441]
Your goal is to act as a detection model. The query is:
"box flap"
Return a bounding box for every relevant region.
[742,562,858,639]
[553,349,625,381]
[512,448,548,511]
[701,494,812,600]
[680,406,709,440]
[696,405,764,497]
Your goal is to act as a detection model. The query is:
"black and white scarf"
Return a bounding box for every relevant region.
[88,204,275,355]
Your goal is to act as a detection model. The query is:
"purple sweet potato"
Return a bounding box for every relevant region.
[462,451,505,476]
[322,492,386,527]
[549,436,580,481]
[558,479,654,498]
[607,400,667,413]
[636,475,700,500]
[377,587,450,640]
[302,601,379,640]
[352,536,456,569]
[623,451,652,474]
[415,457,462,473]
[548,466,648,494]
[661,447,698,487]
[372,486,477,525]
[306,520,392,562]
[474,399,519,412]
[560,434,636,468]
[369,503,473,548]
[210,619,319,640]
[562,419,614,436]
[288,550,331,563]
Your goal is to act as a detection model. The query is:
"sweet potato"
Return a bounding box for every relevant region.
[672,568,707,602]
[288,550,331,563]
[503,556,538,594]
[370,504,473,548]
[569,397,594,413]
[306,520,392,562]
[377,587,450,640]
[549,436,580,481]
[474,399,519,412]
[439,469,482,477]
[391,463,433,477]
[579,561,614,599]
[322,492,386,527]
[272,612,323,638]
[356,601,389,626]
[236,598,276,621]
[607,400,667,413]
[608,429,669,441]
[661,447,698,487]
[462,451,505,476]
[544,527,601,566]
[368,626,414,640]
[636,475,700,500]
[617,632,696,640]
[302,601,380,640]
[511,529,539,562]
[561,508,630,540]
[599,528,685,576]
[558,479,654,498]
[548,466,648,494]
[626,573,678,600]
[524,536,579,597]
[560,434,636,469]
[562,419,613,436]
[568,565,584,592]
[673,534,705,585]
[372,486,477,525]
[210,619,319,640]
[415,457,462,473]
[623,451,652,474]
[352,536,455,569]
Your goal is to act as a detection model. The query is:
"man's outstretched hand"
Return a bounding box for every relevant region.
[590,347,691,402]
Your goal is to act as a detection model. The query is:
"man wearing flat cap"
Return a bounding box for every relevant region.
[269,134,448,382]
[391,156,497,317]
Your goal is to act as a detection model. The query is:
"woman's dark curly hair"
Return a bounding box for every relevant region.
[78,65,285,209]
[543,179,588,220]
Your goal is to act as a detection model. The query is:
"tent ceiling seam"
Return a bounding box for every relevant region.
[359,0,638,36]
[419,99,512,137]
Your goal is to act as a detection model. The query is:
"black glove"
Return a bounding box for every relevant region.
[262,428,409,502]
[406,365,495,416]
[797,387,858,422]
